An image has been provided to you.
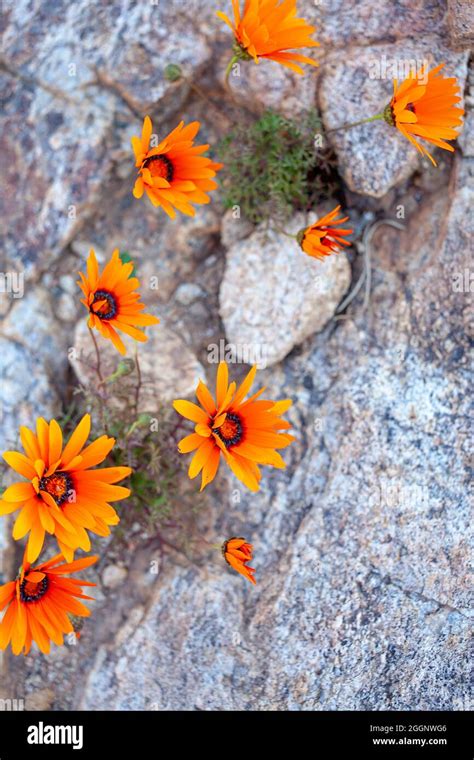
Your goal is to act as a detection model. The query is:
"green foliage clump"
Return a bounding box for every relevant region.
[61,357,203,546]
[217,108,339,225]
[106,413,177,528]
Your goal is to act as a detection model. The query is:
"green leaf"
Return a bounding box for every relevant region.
[118,251,137,277]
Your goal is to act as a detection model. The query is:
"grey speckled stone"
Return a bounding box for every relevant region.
[220,209,255,250]
[219,212,351,367]
[0,287,70,451]
[174,283,205,306]
[458,109,474,158]
[226,51,321,118]
[458,62,474,158]
[300,0,450,49]
[1,0,211,277]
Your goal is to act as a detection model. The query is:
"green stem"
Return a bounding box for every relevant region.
[271,225,298,239]
[125,418,142,440]
[224,54,239,83]
[327,113,385,134]
[224,54,240,101]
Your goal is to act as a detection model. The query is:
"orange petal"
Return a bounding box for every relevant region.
[60,414,91,467]
[195,381,217,416]
[46,555,98,575]
[141,115,153,153]
[2,482,35,502]
[178,433,205,453]
[20,427,41,461]
[26,520,46,564]
[0,581,15,611]
[0,499,21,519]
[188,439,215,479]
[2,451,37,480]
[36,418,49,464]
[215,361,229,408]
[48,419,63,466]
[173,399,209,424]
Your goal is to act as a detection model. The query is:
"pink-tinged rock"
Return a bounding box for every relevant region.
[447,0,474,49]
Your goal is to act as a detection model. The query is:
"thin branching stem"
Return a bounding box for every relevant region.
[134,346,142,416]
[88,326,104,384]
[189,82,232,127]
[335,219,405,318]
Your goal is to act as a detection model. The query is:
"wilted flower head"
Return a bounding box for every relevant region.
[222,537,256,585]
[297,205,352,260]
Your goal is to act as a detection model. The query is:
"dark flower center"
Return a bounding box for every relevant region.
[319,227,332,245]
[143,154,174,182]
[215,413,244,448]
[39,471,73,507]
[90,289,117,320]
[20,576,49,603]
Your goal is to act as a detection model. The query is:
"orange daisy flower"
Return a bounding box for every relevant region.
[0,553,97,655]
[173,362,294,492]
[217,0,319,74]
[131,116,223,218]
[78,248,159,356]
[384,63,464,166]
[0,414,131,563]
[297,205,352,260]
[222,537,256,585]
